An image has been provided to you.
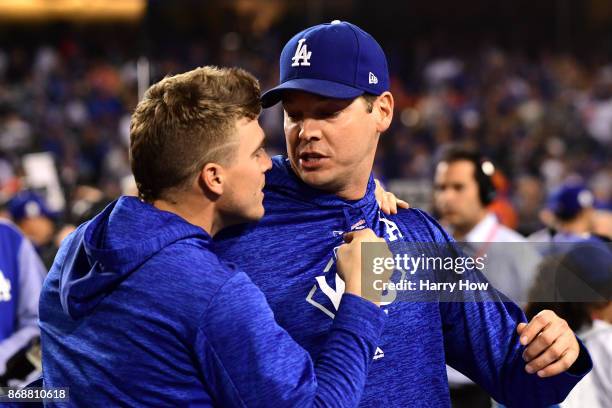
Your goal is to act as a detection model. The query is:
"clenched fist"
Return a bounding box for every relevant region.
[336,228,392,304]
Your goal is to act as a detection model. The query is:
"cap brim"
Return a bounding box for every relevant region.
[261,78,364,108]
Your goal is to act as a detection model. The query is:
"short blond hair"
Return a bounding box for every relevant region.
[130,66,261,202]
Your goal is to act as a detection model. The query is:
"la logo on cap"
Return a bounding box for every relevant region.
[291,38,312,67]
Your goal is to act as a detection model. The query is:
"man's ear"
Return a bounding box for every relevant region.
[374,91,394,133]
[200,162,225,196]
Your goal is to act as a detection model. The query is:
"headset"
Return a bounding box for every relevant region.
[474,158,497,206]
[439,146,497,206]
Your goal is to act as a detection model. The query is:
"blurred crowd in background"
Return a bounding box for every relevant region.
[1,19,611,261]
[0,1,611,402]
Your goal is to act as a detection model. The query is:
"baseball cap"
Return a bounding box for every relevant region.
[8,190,55,222]
[557,239,612,302]
[547,184,594,220]
[261,20,390,108]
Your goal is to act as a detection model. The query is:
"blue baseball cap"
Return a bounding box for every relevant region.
[261,20,390,108]
[547,184,594,220]
[557,240,612,301]
[8,190,55,222]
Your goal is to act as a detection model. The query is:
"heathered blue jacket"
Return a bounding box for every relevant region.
[39,196,386,407]
[214,156,593,408]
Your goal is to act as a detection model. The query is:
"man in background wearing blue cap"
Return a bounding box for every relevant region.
[8,190,58,268]
[215,20,593,407]
[547,184,599,242]
[529,183,610,245]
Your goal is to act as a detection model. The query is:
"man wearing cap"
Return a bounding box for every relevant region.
[215,21,592,407]
[8,190,58,268]
[534,184,602,243]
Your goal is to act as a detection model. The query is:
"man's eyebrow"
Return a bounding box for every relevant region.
[252,136,265,154]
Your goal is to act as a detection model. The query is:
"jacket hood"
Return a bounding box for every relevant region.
[59,196,208,319]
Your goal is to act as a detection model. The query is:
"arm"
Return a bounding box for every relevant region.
[0,238,46,374]
[413,210,592,406]
[440,295,591,407]
[195,271,386,408]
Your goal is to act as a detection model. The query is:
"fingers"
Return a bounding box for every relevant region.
[374,178,410,215]
[374,179,384,208]
[524,330,572,374]
[518,310,580,377]
[385,192,397,214]
[343,228,378,243]
[335,244,349,267]
[535,346,579,378]
[343,231,356,243]
[522,319,566,362]
[397,198,410,209]
[381,200,391,215]
[519,310,555,346]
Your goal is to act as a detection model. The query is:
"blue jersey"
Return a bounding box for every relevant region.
[0,221,23,341]
[0,220,45,372]
[215,156,592,408]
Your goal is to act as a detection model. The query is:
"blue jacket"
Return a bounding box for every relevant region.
[0,222,24,343]
[39,196,386,407]
[214,156,593,408]
[0,220,45,373]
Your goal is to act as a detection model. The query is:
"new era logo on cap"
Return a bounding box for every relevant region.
[261,20,390,107]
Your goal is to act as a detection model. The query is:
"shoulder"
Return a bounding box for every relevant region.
[393,207,437,225]
[389,208,454,243]
[119,238,243,321]
[0,219,24,244]
[149,238,239,288]
[496,225,528,243]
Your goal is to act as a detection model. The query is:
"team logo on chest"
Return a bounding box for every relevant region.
[378,212,403,242]
[291,38,312,67]
[305,255,344,319]
[305,220,404,361]
[0,270,11,302]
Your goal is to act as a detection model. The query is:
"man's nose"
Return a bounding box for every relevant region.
[435,188,452,206]
[262,150,272,172]
[298,118,322,141]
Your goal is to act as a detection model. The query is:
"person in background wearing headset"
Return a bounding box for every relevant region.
[433,144,542,408]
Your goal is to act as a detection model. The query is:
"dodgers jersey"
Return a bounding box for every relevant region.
[215,156,591,408]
